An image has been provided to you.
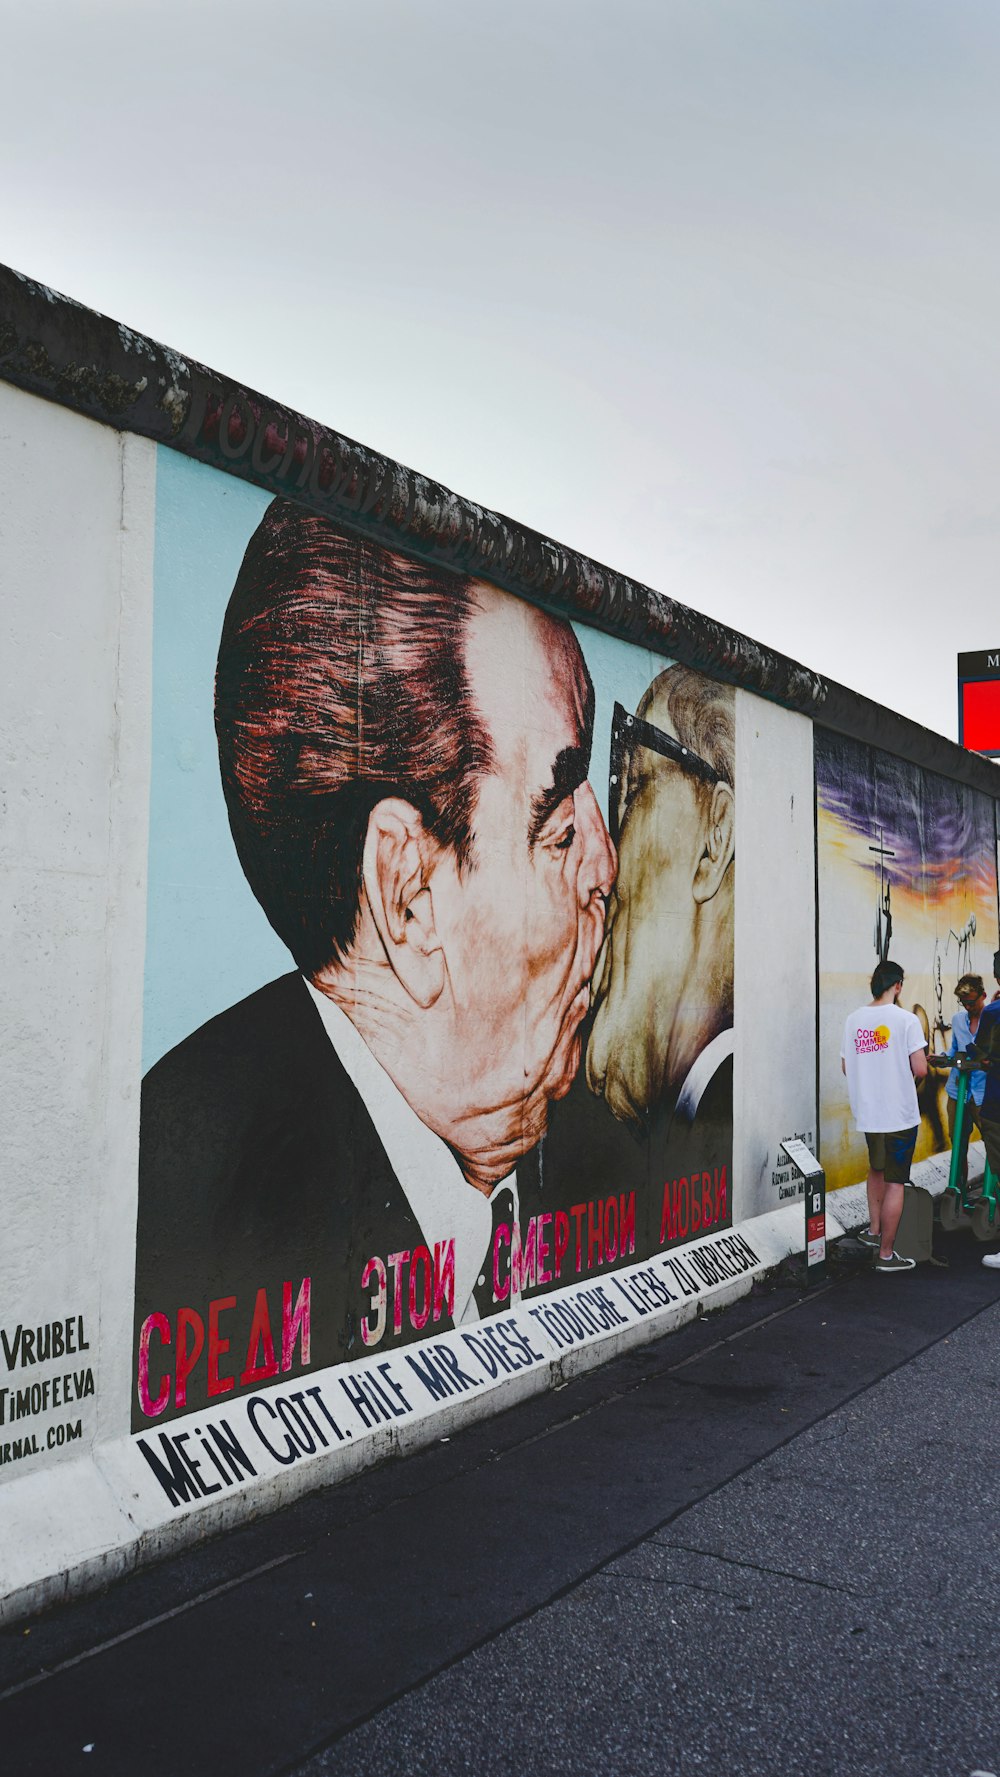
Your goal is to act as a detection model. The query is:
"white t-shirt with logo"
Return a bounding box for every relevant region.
[841,1002,926,1133]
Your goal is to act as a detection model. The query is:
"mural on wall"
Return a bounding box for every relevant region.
[539,674,735,1259]
[133,472,735,1427]
[816,729,1000,1190]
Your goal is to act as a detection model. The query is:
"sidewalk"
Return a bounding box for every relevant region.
[2,1229,999,1777]
[323,1247,1000,1777]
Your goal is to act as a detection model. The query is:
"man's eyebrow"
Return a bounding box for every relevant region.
[529,745,589,847]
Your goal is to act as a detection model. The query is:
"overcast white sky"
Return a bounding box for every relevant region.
[3,0,999,738]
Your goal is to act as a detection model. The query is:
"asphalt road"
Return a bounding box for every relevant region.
[3,1229,1000,1777]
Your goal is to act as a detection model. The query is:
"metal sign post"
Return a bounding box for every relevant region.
[780,1138,827,1285]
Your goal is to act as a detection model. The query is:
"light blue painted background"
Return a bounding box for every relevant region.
[143,447,669,1071]
[574,622,669,830]
[143,451,284,1071]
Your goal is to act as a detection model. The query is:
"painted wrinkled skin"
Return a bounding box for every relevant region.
[586,670,735,1126]
[317,584,617,1191]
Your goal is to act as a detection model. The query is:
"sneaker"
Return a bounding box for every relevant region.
[982,1252,1000,1270]
[855,1227,880,1248]
[875,1250,916,1273]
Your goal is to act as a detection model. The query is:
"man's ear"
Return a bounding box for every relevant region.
[361,798,445,1009]
[693,780,735,905]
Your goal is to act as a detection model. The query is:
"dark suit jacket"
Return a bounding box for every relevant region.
[539,1042,734,1261]
[133,973,451,1428]
[649,1051,734,1250]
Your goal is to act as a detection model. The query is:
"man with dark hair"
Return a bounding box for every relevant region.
[214,501,495,976]
[841,960,928,1273]
[134,500,616,1423]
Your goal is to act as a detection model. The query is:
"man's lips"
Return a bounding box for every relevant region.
[557,917,608,1039]
[572,941,603,1014]
[570,981,590,1021]
[553,978,594,1054]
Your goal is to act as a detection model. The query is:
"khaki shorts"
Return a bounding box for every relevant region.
[865,1127,918,1184]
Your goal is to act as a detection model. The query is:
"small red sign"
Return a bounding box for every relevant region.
[962,679,1000,753]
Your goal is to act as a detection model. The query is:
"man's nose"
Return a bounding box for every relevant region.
[576,782,617,904]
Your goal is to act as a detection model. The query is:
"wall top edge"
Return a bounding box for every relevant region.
[3,261,997,797]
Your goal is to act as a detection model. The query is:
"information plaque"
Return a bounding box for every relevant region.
[780,1138,827,1283]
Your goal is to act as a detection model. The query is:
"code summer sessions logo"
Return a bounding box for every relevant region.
[855,1026,891,1054]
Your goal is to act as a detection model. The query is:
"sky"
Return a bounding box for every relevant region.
[3,0,1000,739]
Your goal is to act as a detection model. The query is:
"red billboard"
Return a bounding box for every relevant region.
[958,651,1000,757]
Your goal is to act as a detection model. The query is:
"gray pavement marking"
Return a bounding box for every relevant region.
[654,1541,860,1595]
[0,1551,301,1704]
[664,1282,838,1370]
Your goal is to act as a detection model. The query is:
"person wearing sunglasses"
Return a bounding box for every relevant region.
[586,666,735,1146]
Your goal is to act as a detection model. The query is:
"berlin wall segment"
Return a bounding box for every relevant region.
[2,267,1000,1623]
[129,467,741,1440]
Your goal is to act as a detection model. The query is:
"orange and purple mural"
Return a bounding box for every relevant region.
[816,729,999,1189]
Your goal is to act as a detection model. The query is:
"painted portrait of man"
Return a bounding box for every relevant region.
[588,665,736,1138]
[133,499,615,1423]
[539,662,735,1255]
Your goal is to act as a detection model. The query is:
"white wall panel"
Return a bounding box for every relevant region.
[0,384,154,1469]
[733,691,817,1220]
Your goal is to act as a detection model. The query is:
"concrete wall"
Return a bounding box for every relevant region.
[0,336,994,1623]
[734,694,817,1222]
[1,382,154,1452]
[1,384,155,1608]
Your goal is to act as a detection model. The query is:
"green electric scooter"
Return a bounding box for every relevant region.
[939,1056,999,1239]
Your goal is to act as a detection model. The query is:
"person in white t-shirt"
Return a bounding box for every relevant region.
[841,959,928,1274]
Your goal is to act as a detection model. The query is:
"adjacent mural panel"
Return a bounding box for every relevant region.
[133,455,736,1428]
[816,729,1000,1190]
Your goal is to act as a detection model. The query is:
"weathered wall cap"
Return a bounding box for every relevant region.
[2,262,997,795]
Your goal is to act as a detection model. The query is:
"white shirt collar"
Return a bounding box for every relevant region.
[675,1027,735,1124]
[303,978,517,1323]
